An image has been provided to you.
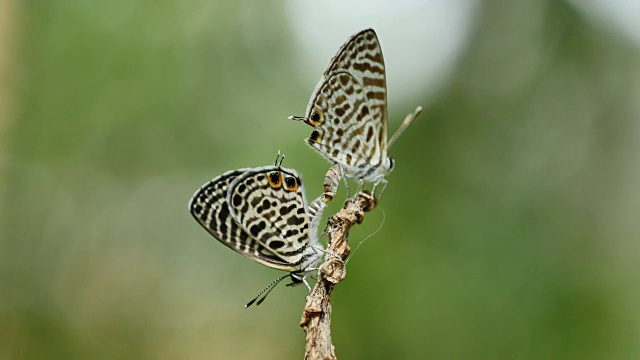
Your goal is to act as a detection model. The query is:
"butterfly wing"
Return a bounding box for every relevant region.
[302,29,388,176]
[189,169,296,271]
[227,166,321,271]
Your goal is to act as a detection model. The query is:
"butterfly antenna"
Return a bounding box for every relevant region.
[278,153,285,167]
[388,106,422,150]
[245,274,289,308]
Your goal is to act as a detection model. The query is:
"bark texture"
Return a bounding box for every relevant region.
[301,191,376,360]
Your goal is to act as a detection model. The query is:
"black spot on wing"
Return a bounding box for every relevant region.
[287,216,305,226]
[309,131,320,143]
[269,240,285,250]
[248,221,267,238]
[280,204,296,216]
[250,224,261,237]
[233,194,242,207]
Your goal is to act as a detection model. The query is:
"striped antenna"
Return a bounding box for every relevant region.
[388,106,422,150]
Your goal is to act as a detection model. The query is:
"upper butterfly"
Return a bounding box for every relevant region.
[289,28,422,196]
[189,160,327,306]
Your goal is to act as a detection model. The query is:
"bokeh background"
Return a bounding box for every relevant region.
[1,0,639,359]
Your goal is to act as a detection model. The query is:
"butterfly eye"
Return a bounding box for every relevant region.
[309,130,323,144]
[388,157,396,172]
[284,176,298,192]
[267,171,282,188]
[309,109,323,125]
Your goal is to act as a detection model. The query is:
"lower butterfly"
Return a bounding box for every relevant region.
[189,155,328,306]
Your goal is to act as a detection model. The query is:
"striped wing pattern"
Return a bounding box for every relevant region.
[189,167,325,273]
[227,166,321,271]
[303,29,388,180]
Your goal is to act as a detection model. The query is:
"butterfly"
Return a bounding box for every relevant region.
[289,28,422,197]
[189,155,326,306]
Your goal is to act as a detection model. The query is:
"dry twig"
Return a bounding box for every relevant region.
[300,191,377,360]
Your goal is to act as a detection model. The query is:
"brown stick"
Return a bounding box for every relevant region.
[300,191,377,360]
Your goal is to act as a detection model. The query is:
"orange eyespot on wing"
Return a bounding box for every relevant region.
[267,171,282,188]
[283,176,299,192]
[308,130,323,144]
[308,109,323,126]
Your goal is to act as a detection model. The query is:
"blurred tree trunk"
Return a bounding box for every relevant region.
[0,0,18,222]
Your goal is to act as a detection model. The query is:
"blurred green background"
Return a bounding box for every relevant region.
[1,0,639,359]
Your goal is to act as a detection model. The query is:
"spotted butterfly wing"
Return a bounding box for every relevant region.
[298,29,389,182]
[226,166,323,272]
[189,169,300,271]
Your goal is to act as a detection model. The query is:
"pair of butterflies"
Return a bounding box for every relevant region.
[189,29,421,306]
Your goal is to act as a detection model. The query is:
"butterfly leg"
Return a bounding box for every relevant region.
[341,166,350,197]
[289,270,315,293]
[302,273,314,293]
[312,245,342,263]
[352,179,365,202]
[372,178,388,201]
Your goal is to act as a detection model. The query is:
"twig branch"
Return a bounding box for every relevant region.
[300,191,377,360]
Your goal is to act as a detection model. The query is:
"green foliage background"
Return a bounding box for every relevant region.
[1,1,639,359]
